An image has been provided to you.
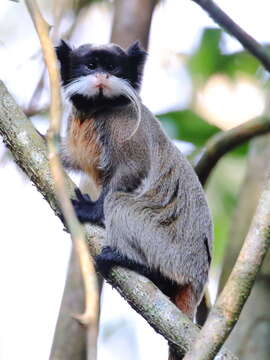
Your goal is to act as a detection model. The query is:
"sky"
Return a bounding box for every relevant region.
[0,0,269,359]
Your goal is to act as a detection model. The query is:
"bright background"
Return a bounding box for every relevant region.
[0,1,269,359]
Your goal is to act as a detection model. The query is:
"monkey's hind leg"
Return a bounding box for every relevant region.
[95,246,152,279]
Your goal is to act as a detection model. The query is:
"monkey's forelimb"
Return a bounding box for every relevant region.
[72,187,105,226]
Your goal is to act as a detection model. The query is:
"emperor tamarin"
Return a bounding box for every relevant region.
[56,40,213,360]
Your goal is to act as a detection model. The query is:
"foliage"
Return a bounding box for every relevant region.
[188,28,261,82]
[159,110,219,147]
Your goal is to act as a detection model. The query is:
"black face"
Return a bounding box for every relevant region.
[56,41,147,91]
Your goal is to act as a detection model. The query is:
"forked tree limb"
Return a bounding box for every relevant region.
[191,0,270,73]
[0,81,237,360]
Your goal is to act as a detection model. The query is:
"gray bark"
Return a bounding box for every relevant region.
[50,251,87,360]
[220,135,270,359]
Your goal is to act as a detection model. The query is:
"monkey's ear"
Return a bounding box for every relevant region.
[126,41,147,90]
[55,40,72,84]
[127,41,147,57]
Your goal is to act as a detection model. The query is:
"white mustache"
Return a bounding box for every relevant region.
[64,74,142,140]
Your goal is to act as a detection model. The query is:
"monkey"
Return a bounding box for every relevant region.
[56,40,213,360]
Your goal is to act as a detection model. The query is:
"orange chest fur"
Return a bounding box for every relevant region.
[67,117,102,185]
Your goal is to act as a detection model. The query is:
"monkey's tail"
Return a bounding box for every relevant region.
[168,284,198,360]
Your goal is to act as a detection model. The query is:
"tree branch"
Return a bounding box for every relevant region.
[183,166,270,360]
[191,0,270,73]
[110,0,157,49]
[51,2,159,357]
[0,80,237,360]
[193,116,270,185]
[217,135,270,358]
[25,1,99,358]
[50,250,87,360]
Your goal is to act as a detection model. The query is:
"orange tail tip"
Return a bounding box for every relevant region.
[168,284,198,360]
[173,283,197,320]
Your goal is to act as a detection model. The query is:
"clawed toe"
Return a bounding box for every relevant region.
[71,188,95,223]
[95,247,121,276]
[74,187,93,204]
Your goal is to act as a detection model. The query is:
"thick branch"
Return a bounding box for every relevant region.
[183,168,270,360]
[191,0,270,73]
[0,81,237,359]
[193,116,270,185]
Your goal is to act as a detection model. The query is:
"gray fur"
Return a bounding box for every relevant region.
[105,104,212,301]
[65,101,213,302]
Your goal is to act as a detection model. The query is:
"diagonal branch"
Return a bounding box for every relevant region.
[193,116,270,185]
[183,166,270,360]
[191,0,270,73]
[0,80,237,360]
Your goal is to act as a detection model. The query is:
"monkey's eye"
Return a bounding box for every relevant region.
[87,63,96,70]
[107,64,116,71]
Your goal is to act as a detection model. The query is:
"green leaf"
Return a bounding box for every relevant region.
[158,109,220,146]
[188,27,263,81]
[221,52,261,78]
[188,28,223,81]
[206,156,247,264]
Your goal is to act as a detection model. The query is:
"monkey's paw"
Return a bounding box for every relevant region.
[71,187,95,223]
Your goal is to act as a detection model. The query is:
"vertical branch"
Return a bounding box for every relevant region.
[50,250,87,360]
[183,171,270,360]
[24,1,99,359]
[111,0,157,49]
[218,136,270,358]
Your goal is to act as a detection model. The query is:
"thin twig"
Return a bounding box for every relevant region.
[193,116,270,185]
[24,1,99,359]
[191,0,270,73]
[183,169,270,360]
